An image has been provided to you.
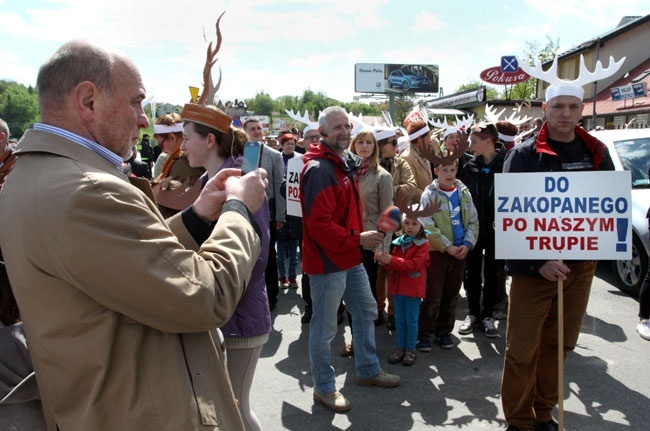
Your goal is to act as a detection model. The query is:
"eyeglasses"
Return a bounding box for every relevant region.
[381,139,397,146]
[305,135,321,141]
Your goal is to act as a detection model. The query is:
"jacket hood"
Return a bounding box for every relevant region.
[303,141,362,176]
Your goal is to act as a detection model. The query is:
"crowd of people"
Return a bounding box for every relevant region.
[0,36,647,431]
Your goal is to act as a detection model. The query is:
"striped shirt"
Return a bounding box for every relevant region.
[33,123,124,171]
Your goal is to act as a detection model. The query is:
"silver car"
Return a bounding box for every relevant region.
[590,128,650,296]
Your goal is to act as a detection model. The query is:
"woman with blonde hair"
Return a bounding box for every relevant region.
[340,129,393,356]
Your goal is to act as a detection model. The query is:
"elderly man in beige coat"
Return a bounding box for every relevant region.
[0,40,268,431]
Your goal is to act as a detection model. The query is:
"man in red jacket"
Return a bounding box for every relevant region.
[300,106,400,413]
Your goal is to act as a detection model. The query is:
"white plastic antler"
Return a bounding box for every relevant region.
[285,109,314,126]
[504,111,532,126]
[518,54,626,87]
[348,112,368,135]
[484,104,505,123]
[429,116,451,130]
[455,114,475,132]
[382,111,394,128]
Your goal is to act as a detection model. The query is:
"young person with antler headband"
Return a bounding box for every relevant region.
[415,156,479,353]
[500,55,623,431]
[458,122,506,340]
[180,13,273,431]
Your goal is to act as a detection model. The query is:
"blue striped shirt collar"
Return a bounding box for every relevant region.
[33,123,124,171]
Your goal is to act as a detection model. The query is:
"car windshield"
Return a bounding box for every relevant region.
[613,137,650,188]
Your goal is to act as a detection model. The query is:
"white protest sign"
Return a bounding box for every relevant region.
[286,157,304,217]
[495,171,632,260]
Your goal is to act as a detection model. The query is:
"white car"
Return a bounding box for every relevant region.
[590,128,650,296]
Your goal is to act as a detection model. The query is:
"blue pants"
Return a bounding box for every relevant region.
[309,264,381,393]
[394,294,421,350]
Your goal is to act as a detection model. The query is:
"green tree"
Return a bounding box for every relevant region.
[246,91,276,115]
[454,81,500,99]
[0,80,40,138]
[506,36,559,100]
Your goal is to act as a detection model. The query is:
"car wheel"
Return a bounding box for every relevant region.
[387,81,392,88]
[402,81,410,91]
[612,233,648,297]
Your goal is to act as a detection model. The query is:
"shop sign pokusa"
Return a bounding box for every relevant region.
[480,66,530,85]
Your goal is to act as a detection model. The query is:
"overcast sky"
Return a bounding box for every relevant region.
[1,0,647,106]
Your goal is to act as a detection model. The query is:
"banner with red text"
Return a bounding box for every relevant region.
[286,157,304,217]
[494,171,631,260]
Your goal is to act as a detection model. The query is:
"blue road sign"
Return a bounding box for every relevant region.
[501,56,518,73]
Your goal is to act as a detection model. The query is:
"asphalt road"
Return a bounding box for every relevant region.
[251,263,649,430]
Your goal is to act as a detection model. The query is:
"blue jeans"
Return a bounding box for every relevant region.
[309,264,381,393]
[394,295,421,350]
[276,238,299,279]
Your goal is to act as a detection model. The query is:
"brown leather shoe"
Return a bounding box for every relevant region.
[313,390,351,412]
[355,370,400,387]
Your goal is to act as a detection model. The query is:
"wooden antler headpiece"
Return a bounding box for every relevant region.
[180,12,232,134]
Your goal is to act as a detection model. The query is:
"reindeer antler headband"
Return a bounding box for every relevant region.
[181,12,232,133]
[518,54,625,102]
[285,109,319,133]
[429,114,475,139]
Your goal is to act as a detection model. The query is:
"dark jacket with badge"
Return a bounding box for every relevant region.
[502,123,615,278]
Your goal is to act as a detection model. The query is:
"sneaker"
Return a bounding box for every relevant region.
[301,310,312,324]
[533,419,559,431]
[416,338,432,352]
[288,278,299,289]
[482,317,499,338]
[436,333,454,349]
[402,349,416,366]
[355,370,400,387]
[313,390,351,412]
[388,348,405,364]
[279,277,289,289]
[458,315,479,335]
[636,319,650,340]
[387,314,396,330]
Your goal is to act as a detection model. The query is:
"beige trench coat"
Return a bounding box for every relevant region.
[0,130,261,431]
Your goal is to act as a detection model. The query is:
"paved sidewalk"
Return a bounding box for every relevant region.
[251,266,649,430]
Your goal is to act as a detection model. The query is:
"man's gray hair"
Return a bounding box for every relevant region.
[36,40,119,110]
[319,106,347,130]
[0,118,9,145]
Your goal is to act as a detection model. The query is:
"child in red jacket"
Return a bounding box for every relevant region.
[376,213,430,366]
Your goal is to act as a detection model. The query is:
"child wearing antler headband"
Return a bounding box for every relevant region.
[376,207,430,366]
[416,158,479,352]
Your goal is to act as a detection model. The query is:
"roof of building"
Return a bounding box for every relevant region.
[548,14,650,62]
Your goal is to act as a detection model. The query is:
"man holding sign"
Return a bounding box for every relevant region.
[500,55,621,431]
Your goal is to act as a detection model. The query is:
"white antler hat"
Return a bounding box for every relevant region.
[429,114,475,139]
[285,109,319,134]
[518,54,625,102]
